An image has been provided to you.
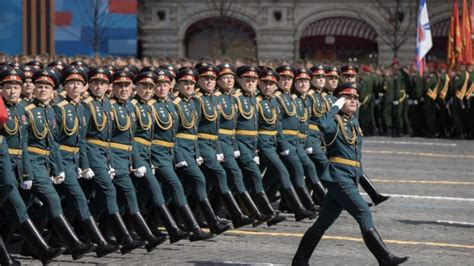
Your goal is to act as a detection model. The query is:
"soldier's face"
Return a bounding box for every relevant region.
[311,75,325,89]
[136,83,154,101]
[34,82,54,103]
[278,75,293,91]
[343,75,356,83]
[155,81,170,99]
[198,76,216,93]
[22,79,35,96]
[341,95,359,115]
[238,77,258,94]
[326,76,338,91]
[112,81,132,101]
[259,80,277,97]
[294,79,310,95]
[178,80,195,97]
[89,79,109,98]
[1,82,22,103]
[64,80,84,100]
[217,74,235,92]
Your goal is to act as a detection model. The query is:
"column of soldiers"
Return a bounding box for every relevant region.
[0,57,418,265]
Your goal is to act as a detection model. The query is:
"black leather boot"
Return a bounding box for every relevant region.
[237,192,271,227]
[363,228,409,266]
[81,217,119,258]
[0,236,19,266]
[295,186,319,212]
[129,212,167,252]
[19,218,65,264]
[50,214,95,260]
[252,192,286,226]
[221,192,254,229]
[311,181,326,206]
[178,204,213,241]
[282,187,317,221]
[360,175,390,206]
[198,199,232,235]
[109,213,145,255]
[292,229,324,266]
[155,204,190,244]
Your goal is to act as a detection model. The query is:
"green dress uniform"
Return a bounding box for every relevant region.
[358,71,376,135]
[410,71,425,136]
[293,83,408,266]
[423,70,439,137]
[380,74,394,135]
[435,71,452,137]
[391,70,408,136]
[450,70,469,138]
[465,73,474,138]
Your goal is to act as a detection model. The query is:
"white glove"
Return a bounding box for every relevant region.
[280,149,290,156]
[414,99,418,105]
[108,167,116,180]
[374,99,380,105]
[392,100,399,106]
[152,167,156,175]
[51,172,66,185]
[175,161,188,168]
[332,97,347,110]
[305,147,313,154]
[196,156,204,166]
[234,150,241,158]
[20,180,33,190]
[82,168,95,179]
[216,153,224,162]
[134,166,147,178]
[77,168,83,179]
[253,156,260,165]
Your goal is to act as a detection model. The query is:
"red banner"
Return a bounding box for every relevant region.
[461,0,472,64]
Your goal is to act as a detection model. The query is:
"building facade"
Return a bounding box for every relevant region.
[138,0,451,65]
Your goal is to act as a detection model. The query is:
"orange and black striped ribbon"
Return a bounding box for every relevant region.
[22,0,55,55]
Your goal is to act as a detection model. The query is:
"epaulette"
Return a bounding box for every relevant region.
[256,95,263,102]
[173,91,179,97]
[214,91,222,96]
[291,94,297,100]
[59,90,67,97]
[147,99,156,106]
[110,99,116,104]
[274,91,282,97]
[131,99,138,106]
[25,104,36,111]
[56,100,68,108]
[83,96,93,103]
[195,91,203,97]
[233,90,242,97]
[308,89,315,96]
[173,97,181,104]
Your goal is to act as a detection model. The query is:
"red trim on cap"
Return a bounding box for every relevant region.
[65,73,85,82]
[312,70,325,75]
[218,69,234,76]
[35,76,55,86]
[179,75,196,82]
[138,77,155,84]
[113,77,132,83]
[90,73,109,82]
[295,73,311,80]
[278,70,294,77]
[200,71,217,78]
[1,75,22,83]
[342,70,357,76]
[338,88,358,96]
[261,75,277,82]
[157,75,171,82]
[241,71,258,78]
[325,71,339,77]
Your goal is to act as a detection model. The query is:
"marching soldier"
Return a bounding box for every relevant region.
[194,64,254,229]
[435,64,451,137]
[358,65,377,135]
[292,83,408,266]
[273,65,318,212]
[215,63,271,225]
[256,68,316,221]
[149,69,213,241]
[22,69,94,260]
[233,65,286,226]
[54,66,119,257]
[82,67,145,254]
[391,61,407,137]
[0,68,65,264]
[20,65,36,104]
[107,69,167,252]
[409,63,425,137]
[173,67,232,235]
[450,63,469,139]
[379,67,394,135]
[129,70,190,243]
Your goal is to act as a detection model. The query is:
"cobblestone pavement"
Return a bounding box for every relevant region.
[12,137,474,265]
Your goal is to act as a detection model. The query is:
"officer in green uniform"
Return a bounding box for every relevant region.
[194,64,254,228]
[20,65,36,105]
[465,66,474,138]
[435,64,451,137]
[256,68,316,221]
[233,65,286,226]
[149,69,213,241]
[215,63,271,226]
[0,136,16,265]
[108,69,167,252]
[379,67,394,135]
[291,67,327,207]
[0,68,65,264]
[23,69,94,260]
[54,66,119,257]
[130,70,190,244]
[273,65,318,212]
[423,63,440,137]
[399,65,412,136]
[391,61,407,137]
[357,65,376,135]
[292,83,408,266]
[449,64,469,139]
[409,64,425,137]
[82,67,145,254]
[173,67,232,235]
[158,64,177,98]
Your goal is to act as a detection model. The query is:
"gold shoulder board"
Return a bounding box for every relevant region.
[25,104,36,111]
